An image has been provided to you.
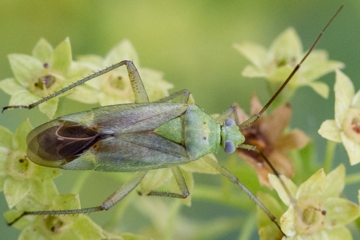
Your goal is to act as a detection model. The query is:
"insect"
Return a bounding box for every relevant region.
[2,5,343,237]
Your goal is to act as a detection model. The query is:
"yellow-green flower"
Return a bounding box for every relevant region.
[269,165,360,239]
[0,38,89,118]
[67,39,173,105]
[318,70,360,165]
[0,119,59,209]
[234,28,344,104]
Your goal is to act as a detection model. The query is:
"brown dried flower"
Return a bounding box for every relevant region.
[236,95,310,187]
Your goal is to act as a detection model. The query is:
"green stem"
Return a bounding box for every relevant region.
[323,140,337,173]
[164,200,182,240]
[70,171,91,193]
[103,191,135,230]
[345,172,360,185]
[237,213,256,240]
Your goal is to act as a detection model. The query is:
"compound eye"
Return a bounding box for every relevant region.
[224,140,235,154]
[225,118,235,127]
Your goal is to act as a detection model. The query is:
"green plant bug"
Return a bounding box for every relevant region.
[2,5,343,237]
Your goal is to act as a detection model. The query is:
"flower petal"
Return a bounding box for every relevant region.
[296,168,325,199]
[269,28,302,64]
[340,132,360,165]
[0,78,25,95]
[260,102,291,143]
[13,119,33,151]
[181,154,219,174]
[52,38,72,75]
[352,90,360,109]
[276,129,310,150]
[8,54,43,87]
[334,70,354,127]
[32,38,54,63]
[105,39,140,67]
[302,50,344,81]
[279,206,296,236]
[323,197,360,228]
[0,125,13,149]
[233,42,267,68]
[269,174,297,206]
[4,177,30,208]
[322,164,345,198]
[308,81,329,99]
[140,168,172,195]
[38,96,59,119]
[9,90,40,107]
[318,120,341,142]
[241,65,267,78]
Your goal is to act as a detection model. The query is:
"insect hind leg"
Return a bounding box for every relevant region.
[155,89,191,104]
[138,167,190,199]
[7,171,148,226]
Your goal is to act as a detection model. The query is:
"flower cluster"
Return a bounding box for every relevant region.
[234,28,344,106]
[1,25,360,239]
[0,38,186,239]
[235,28,360,239]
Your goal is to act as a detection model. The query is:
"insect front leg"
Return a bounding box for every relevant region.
[2,60,149,111]
[215,105,237,123]
[203,156,286,236]
[140,167,190,199]
[238,143,296,206]
[8,171,148,226]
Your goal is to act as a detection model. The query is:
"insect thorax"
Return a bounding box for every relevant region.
[155,104,221,161]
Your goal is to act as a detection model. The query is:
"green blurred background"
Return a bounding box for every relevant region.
[1,0,360,239]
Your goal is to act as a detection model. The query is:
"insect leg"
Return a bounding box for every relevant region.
[140,167,190,199]
[214,105,236,123]
[126,61,149,103]
[8,171,147,226]
[2,60,148,111]
[239,143,296,206]
[155,89,191,103]
[203,156,286,236]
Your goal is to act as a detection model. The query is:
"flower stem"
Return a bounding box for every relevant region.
[345,173,360,185]
[70,171,91,193]
[237,213,255,240]
[323,140,336,173]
